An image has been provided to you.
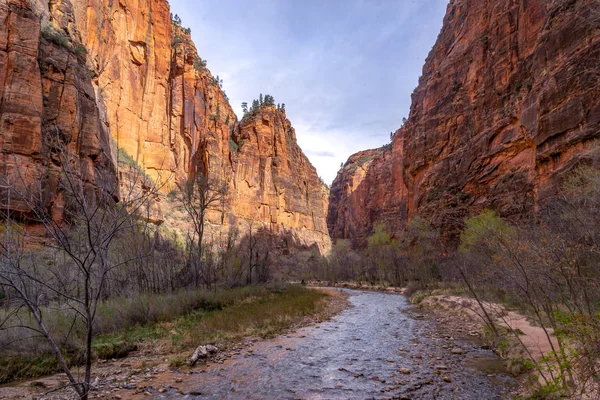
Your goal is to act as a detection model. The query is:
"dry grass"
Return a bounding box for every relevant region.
[103,285,329,355]
[0,285,329,383]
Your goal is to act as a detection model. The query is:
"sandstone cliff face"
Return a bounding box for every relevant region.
[1,0,330,253]
[0,0,115,221]
[228,106,330,252]
[329,0,600,244]
[327,146,406,242]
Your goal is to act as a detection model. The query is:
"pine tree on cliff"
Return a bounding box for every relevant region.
[251,99,259,112]
[241,102,248,114]
[259,93,263,105]
[263,94,275,106]
[172,13,181,26]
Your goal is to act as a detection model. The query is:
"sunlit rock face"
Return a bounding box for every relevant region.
[0,0,330,253]
[328,0,600,245]
[229,106,331,253]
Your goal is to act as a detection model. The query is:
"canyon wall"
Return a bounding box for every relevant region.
[0,0,330,253]
[328,0,600,245]
[0,0,116,220]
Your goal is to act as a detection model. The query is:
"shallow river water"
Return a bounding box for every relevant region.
[163,289,515,399]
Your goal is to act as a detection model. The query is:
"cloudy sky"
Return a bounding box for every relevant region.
[170,0,449,184]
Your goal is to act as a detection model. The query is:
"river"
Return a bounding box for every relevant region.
[161,288,515,399]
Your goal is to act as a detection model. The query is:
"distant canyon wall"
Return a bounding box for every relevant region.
[328,0,600,245]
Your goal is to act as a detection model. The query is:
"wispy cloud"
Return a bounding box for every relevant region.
[170,0,449,184]
[306,150,336,158]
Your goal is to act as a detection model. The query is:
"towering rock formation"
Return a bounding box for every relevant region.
[0,0,116,219]
[227,106,330,252]
[0,0,330,253]
[328,0,600,245]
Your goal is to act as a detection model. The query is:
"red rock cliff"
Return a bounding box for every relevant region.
[1,0,330,253]
[1,0,116,220]
[328,0,600,244]
[227,106,330,251]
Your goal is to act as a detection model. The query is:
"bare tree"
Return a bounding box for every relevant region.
[179,174,226,288]
[0,139,161,399]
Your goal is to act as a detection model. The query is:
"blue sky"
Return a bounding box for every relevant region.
[170,0,449,184]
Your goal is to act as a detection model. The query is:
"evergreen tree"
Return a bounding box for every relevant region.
[251,99,259,111]
[259,93,263,105]
[263,94,274,106]
[241,102,248,114]
[281,103,285,111]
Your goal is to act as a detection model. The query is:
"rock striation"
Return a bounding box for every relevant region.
[0,0,116,221]
[0,0,330,253]
[227,106,330,252]
[328,0,600,245]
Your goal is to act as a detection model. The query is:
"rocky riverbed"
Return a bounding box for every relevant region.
[0,289,517,399]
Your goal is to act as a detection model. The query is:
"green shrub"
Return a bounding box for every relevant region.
[193,56,207,71]
[41,24,69,48]
[172,35,186,45]
[459,209,514,252]
[168,355,187,368]
[92,340,137,360]
[73,43,87,60]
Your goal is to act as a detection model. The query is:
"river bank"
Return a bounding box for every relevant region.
[1,287,526,399]
[0,287,348,400]
[411,290,566,398]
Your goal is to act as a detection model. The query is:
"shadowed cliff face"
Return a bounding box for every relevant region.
[0,0,330,253]
[328,0,600,245]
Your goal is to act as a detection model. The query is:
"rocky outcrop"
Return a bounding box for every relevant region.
[328,0,600,245]
[0,0,330,253]
[228,106,330,252]
[327,146,407,242]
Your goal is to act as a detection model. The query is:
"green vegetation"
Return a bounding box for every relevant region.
[172,35,186,45]
[241,93,280,118]
[96,285,327,352]
[73,43,87,60]
[41,24,69,47]
[194,56,207,71]
[41,24,87,61]
[229,138,239,153]
[0,353,79,385]
[0,285,327,383]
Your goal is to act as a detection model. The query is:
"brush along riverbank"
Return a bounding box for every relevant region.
[0,285,348,399]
